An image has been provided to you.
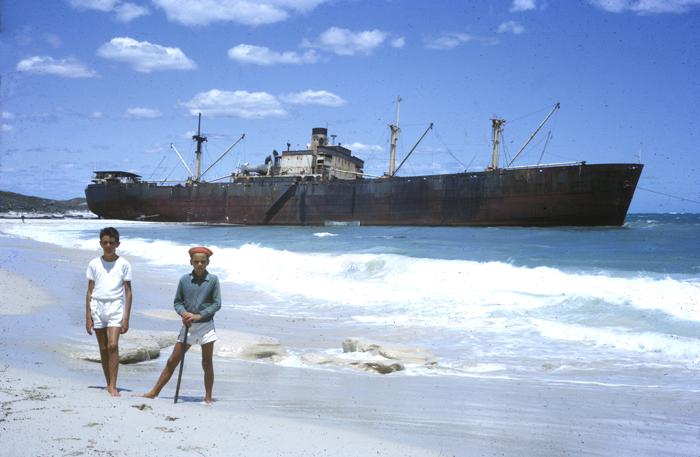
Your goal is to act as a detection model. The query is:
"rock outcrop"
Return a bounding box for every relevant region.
[78,330,176,364]
[301,353,404,374]
[342,338,437,366]
[300,338,438,375]
[187,329,287,361]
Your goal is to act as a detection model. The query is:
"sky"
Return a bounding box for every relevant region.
[0,0,698,213]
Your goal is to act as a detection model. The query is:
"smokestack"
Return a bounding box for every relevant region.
[310,127,328,152]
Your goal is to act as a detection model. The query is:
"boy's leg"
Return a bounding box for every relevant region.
[201,342,214,404]
[94,329,110,387]
[106,327,121,396]
[143,342,190,398]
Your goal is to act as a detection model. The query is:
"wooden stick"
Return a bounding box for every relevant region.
[173,326,188,404]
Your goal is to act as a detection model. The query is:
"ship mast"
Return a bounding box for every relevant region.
[388,96,401,176]
[193,112,208,181]
[488,117,506,170]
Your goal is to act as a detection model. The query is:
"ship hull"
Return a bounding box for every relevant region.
[85,163,643,226]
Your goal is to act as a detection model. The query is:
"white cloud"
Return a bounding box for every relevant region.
[67,0,149,22]
[346,142,383,153]
[391,36,406,48]
[44,33,62,48]
[424,33,473,50]
[303,27,389,56]
[115,2,150,21]
[182,89,287,119]
[16,56,97,78]
[125,107,162,118]
[590,0,629,11]
[424,33,498,49]
[153,0,328,26]
[280,90,346,107]
[67,0,118,11]
[2,112,15,120]
[510,0,537,12]
[9,112,58,123]
[228,44,318,65]
[145,143,168,154]
[97,37,196,72]
[2,124,14,132]
[90,111,104,119]
[497,21,525,34]
[589,0,700,13]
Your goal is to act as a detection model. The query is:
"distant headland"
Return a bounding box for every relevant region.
[0,190,92,218]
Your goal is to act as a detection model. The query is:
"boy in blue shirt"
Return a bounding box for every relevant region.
[143,246,221,404]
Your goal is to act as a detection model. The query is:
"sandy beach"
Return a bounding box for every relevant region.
[1,231,698,456]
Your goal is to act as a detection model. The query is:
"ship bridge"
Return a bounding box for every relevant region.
[243,128,364,180]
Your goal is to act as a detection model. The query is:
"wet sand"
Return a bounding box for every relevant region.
[0,234,698,456]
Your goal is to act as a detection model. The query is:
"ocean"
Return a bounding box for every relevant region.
[1,214,698,390]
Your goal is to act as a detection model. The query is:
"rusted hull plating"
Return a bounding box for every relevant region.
[85,163,643,226]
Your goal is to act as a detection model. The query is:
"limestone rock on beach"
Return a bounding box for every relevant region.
[212,329,287,360]
[300,338,438,375]
[76,330,176,364]
[301,353,404,374]
[342,338,437,366]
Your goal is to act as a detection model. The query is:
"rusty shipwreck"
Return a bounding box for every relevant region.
[85,103,643,226]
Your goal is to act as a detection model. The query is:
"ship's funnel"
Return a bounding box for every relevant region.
[310,127,328,152]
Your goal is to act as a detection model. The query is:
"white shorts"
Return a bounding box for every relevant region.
[177,320,217,345]
[90,298,124,329]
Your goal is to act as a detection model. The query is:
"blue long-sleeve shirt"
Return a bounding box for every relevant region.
[173,271,221,322]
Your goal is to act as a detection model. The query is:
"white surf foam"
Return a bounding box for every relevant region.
[313,232,338,238]
[2,219,699,332]
[531,318,700,364]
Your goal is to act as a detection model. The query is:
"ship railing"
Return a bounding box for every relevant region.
[141,179,189,185]
[325,166,378,179]
[504,161,585,170]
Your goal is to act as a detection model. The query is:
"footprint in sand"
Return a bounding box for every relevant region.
[131,404,152,411]
[155,426,175,432]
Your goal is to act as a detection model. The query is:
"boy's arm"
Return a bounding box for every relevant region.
[197,277,222,321]
[173,279,186,316]
[121,281,132,334]
[85,280,95,335]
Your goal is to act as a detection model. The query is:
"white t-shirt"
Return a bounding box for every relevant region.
[86,256,132,300]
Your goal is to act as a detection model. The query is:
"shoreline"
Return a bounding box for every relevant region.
[1,231,698,456]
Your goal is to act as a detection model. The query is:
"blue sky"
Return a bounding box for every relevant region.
[1,0,698,212]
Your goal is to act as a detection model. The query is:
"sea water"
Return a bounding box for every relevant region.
[1,214,698,389]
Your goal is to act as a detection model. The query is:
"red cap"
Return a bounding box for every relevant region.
[188,246,213,257]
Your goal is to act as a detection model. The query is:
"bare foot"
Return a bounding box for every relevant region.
[107,387,121,397]
[203,398,213,405]
[141,391,157,399]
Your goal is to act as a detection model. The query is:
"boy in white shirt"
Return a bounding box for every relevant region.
[85,227,133,397]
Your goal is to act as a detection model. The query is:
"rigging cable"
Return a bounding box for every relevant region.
[537,130,552,165]
[499,130,511,166]
[147,154,168,181]
[161,162,181,184]
[432,127,470,170]
[636,187,700,205]
[507,104,552,124]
